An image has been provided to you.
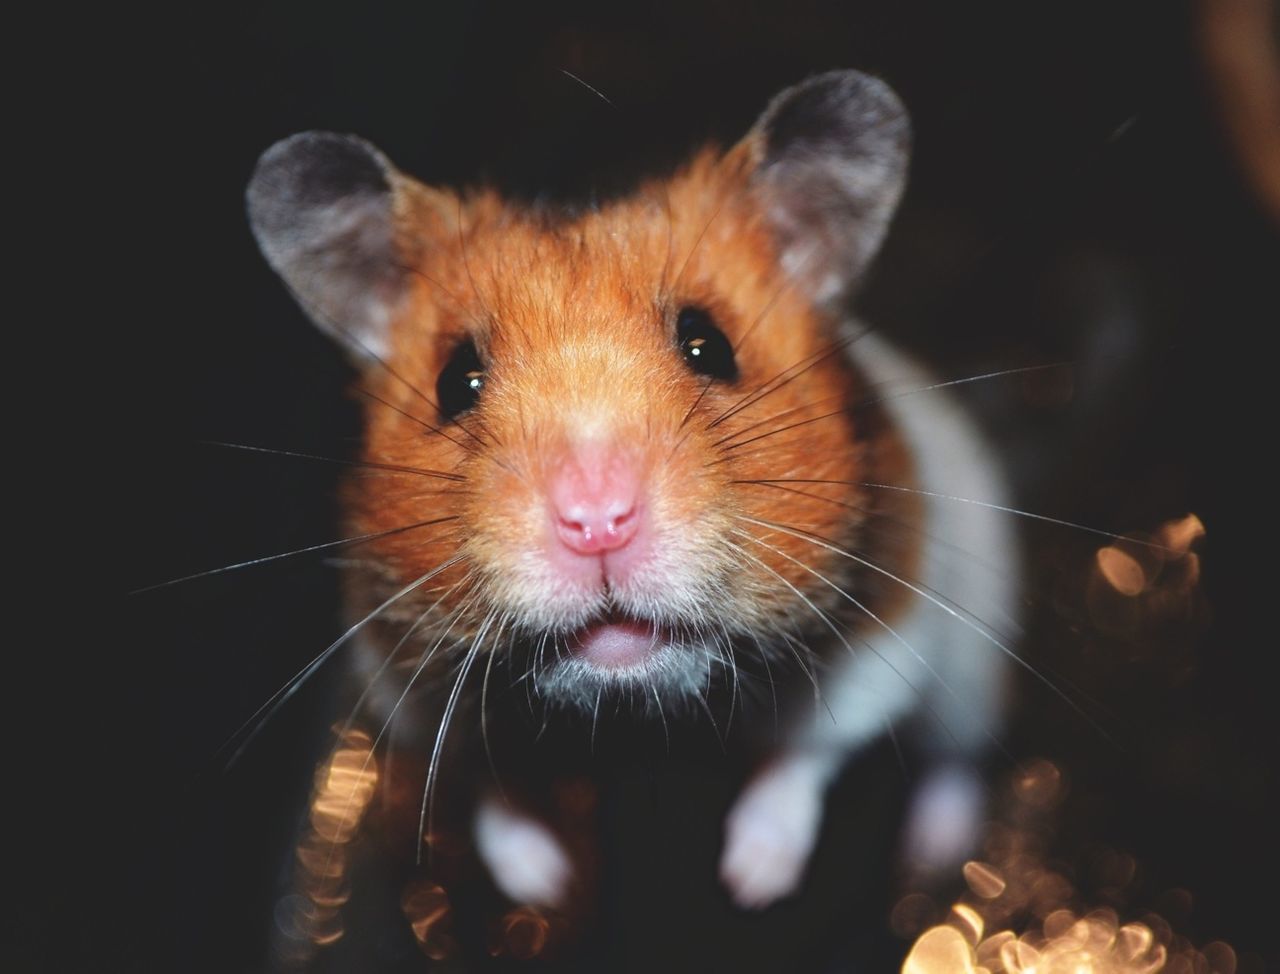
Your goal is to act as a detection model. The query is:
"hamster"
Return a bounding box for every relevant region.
[246,69,1018,924]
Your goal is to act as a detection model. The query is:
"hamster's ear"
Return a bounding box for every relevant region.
[743,70,910,306]
[247,132,425,362]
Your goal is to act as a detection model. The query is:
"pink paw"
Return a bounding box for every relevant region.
[719,762,824,909]
[474,797,573,908]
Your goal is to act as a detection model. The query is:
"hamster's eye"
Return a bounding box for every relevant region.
[677,307,738,382]
[436,340,485,420]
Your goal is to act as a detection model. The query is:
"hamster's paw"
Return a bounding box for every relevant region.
[719,759,825,909]
[900,762,985,877]
[475,795,572,909]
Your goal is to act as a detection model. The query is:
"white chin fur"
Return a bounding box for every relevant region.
[532,640,713,712]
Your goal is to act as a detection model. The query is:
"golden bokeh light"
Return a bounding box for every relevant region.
[904,926,984,974]
[900,757,1240,974]
[401,879,457,961]
[1097,546,1148,596]
[272,725,381,965]
[965,861,1009,900]
[1157,514,1205,558]
[1084,513,1208,641]
[491,906,554,960]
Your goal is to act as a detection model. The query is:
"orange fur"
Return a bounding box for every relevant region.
[340,143,920,677]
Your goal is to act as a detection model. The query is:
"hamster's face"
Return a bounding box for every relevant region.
[348,159,881,704]
[246,72,914,707]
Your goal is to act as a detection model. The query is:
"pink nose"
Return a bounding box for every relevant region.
[549,449,642,556]
[555,504,638,554]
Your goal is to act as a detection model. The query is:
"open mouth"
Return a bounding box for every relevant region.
[566,614,665,670]
[534,612,710,706]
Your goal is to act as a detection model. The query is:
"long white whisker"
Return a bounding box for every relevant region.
[856,360,1076,411]
[131,516,456,594]
[733,526,985,757]
[733,479,1016,584]
[738,514,1116,745]
[882,712,910,782]
[651,685,670,752]
[321,595,478,880]
[695,692,726,752]
[727,533,960,751]
[418,609,495,865]
[336,576,471,743]
[223,555,463,768]
[481,612,512,804]
[719,537,870,729]
[590,686,603,753]
[745,478,1174,551]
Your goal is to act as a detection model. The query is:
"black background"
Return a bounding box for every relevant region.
[96,1,1279,970]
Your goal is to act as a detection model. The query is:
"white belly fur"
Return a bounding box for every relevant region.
[802,327,1021,763]
[718,328,1022,905]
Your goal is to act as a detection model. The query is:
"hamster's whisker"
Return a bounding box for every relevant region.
[725,538,877,679]
[729,529,966,752]
[199,439,467,483]
[419,608,496,866]
[714,611,766,717]
[354,386,476,453]
[677,374,718,434]
[337,577,474,745]
[850,359,1077,415]
[297,284,491,451]
[749,478,1176,551]
[511,639,536,712]
[222,555,465,769]
[708,391,847,448]
[719,540,835,710]
[739,515,1117,746]
[131,515,457,594]
[731,272,798,357]
[455,198,506,344]
[719,624,742,736]
[558,68,615,108]
[746,624,781,734]
[694,693,725,752]
[666,194,729,302]
[767,502,1110,749]
[657,183,676,309]
[706,339,844,430]
[536,630,553,693]
[392,260,478,326]
[706,333,861,432]
[590,685,604,753]
[735,525,1006,760]
[480,612,514,804]
[357,363,529,485]
[882,713,910,781]
[717,406,849,455]
[652,685,670,752]
[321,593,477,880]
[733,480,1015,581]
[777,627,830,718]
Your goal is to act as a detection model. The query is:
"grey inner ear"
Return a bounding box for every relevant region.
[752,70,911,306]
[246,132,406,361]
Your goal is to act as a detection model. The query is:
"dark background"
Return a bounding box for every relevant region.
[97,0,1278,970]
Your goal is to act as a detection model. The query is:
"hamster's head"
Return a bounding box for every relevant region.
[247,71,914,710]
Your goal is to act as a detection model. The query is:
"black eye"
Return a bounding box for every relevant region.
[436,340,486,420]
[676,307,737,381]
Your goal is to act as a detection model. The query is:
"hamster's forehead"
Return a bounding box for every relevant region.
[403,172,825,379]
